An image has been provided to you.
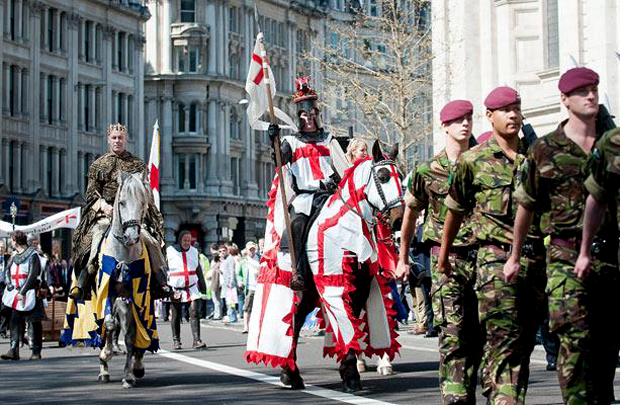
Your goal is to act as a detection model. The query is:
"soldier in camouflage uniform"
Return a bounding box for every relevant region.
[397,100,481,404]
[70,123,167,300]
[507,68,619,404]
[576,127,620,268]
[439,87,546,404]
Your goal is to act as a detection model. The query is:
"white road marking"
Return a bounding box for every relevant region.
[199,322,547,365]
[157,349,396,405]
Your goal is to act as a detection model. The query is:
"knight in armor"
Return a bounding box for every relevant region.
[69,123,168,301]
[166,230,207,350]
[1,231,44,360]
[268,77,339,291]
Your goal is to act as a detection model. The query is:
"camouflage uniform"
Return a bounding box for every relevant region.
[584,128,620,265]
[446,136,546,404]
[516,122,619,404]
[405,149,481,404]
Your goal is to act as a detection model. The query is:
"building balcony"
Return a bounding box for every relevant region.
[172,134,210,154]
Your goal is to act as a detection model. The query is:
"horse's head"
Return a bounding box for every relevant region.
[113,171,150,246]
[364,141,404,230]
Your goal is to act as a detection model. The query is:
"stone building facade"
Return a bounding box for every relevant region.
[432,0,620,150]
[144,0,324,248]
[0,0,149,256]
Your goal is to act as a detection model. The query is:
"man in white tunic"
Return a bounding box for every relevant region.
[166,230,206,350]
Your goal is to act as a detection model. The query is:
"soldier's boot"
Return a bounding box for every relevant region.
[1,322,21,360]
[29,322,42,360]
[289,214,309,291]
[191,318,207,349]
[69,266,96,301]
[171,307,182,350]
[1,340,19,360]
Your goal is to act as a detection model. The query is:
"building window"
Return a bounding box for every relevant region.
[177,47,185,72]
[368,0,378,16]
[85,21,91,62]
[84,84,91,131]
[47,148,52,197]
[231,157,240,195]
[117,93,125,125]
[48,9,54,52]
[59,12,66,51]
[546,0,559,69]
[178,154,186,189]
[178,102,186,132]
[47,76,53,124]
[118,32,125,71]
[189,155,196,190]
[59,78,65,122]
[189,102,197,133]
[189,47,198,72]
[180,0,195,23]
[230,108,239,139]
[229,7,238,33]
[95,23,101,63]
[127,36,134,72]
[95,88,101,130]
[127,95,134,137]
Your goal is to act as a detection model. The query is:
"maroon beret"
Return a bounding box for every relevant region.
[558,67,599,94]
[440,100,473,123]
[484,86,521,110]
[476,131,493,144]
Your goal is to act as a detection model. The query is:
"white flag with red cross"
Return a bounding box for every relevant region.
[148,120,161,210]
[245,33,298,132]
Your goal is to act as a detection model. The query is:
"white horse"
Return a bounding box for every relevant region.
[280,141,404,392]
[97,171,162,389]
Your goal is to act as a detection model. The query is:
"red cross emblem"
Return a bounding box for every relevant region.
[169,252,196,301]
[11,264,28,308]
[293,144,331,180]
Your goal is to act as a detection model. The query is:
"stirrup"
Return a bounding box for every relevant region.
[69,287,84,301]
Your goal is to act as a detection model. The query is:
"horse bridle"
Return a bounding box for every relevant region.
[112,178,144,244]
[338,160,404,228]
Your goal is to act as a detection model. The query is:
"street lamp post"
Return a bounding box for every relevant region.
[10,202,17,231]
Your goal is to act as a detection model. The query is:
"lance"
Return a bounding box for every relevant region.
[254,5,301,289]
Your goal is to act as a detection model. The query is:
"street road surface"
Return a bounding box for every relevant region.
[1,319,617,404]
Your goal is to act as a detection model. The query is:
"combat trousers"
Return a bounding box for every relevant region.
[547,242,620,404]
[475,245,546,405]
[431,250,481,405]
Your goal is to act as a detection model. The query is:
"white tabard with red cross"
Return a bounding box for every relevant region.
[282,134,334,216]
[2,261,36,312]
[166,245,201,303]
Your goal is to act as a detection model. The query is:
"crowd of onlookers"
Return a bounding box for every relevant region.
[157,239,262,334]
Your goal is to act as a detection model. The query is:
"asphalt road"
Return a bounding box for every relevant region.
[0,318,617,404]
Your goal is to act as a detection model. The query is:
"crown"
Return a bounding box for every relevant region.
[293,76,318,104]
[107,123,127,136]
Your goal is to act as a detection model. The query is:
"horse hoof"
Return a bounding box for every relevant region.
[280,367,305,390]
[133,368,145,379]
[279,370,291,386]
[342,379,363,393]
[113,344,125,355]
[122,379,136,389]
[98,374,110,384]
[377,366,393,376]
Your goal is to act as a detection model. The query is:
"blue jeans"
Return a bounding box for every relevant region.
[237,289,245,319]
[227,303,238,323]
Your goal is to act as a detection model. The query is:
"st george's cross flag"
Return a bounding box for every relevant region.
[148,120,161,210]
[244,33,298,132]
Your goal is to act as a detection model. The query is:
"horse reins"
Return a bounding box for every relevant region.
[337,160,404,228]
